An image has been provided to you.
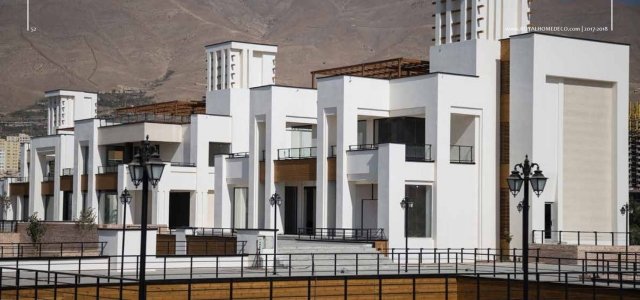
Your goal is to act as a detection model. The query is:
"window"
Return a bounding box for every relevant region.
[99,192,118,224]
[208,142,231,166]
[405,185,433,238]
[357,120,367,145]
[374,117,425,145]
[233,187,248,229]
[106,146,125,166]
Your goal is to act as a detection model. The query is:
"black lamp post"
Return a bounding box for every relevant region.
[269,193,282,275]
[400,197,414,272]
[127,135,165,300]
[620,203,632,268]
[119,188,131,299]
[506,155,547,300]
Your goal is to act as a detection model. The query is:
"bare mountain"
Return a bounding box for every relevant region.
[0,0,638,114]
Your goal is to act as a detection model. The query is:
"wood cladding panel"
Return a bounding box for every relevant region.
[327,158,336,181]
[156,234,176,256]
[274,159,316,182]
[95,173,117,191]
[185,235,238,256]
[60,176,73,192]
[41,181,53,195]
[81,175,88,191]
[499,39,511,254]
[259,161,265,183]
[9,182,28,196]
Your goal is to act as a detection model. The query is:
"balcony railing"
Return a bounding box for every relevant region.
[97,166,118,174]
[297,228,386,241]
[450,145,474,163]
[227,152,249,159]
[328,145,337,157]
[348,144,378,151]
[61,168,74,176]
[43,174,54,182]
[99,113,191,127]
[170,162,196,167]
[406,144,433,162]
[277,147,317,160]
[13,177,28,183]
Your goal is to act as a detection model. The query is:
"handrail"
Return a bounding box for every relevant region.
[97,166,118,174]
[297,227,386,241]
[406,144,433,162]
[0,241,107,258]
[532,230,629,246]
[348,144,378,151]
[99,113,191,127]
[170,162,196,167]
[450,145,474,163]
[168,227,236,237]
[227,152,249,159]
[329,145,337,157]
[277,147,317,160]
[61,168,74,176]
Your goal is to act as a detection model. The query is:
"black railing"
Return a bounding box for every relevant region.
[227,152,249,159]
[406,144,433,162]
[157,240,246,256]
[297,228,386,241]
[450,145,474,163]
[532,230,629,246]
[170,162,196,167]
[61,168,74,176]
[97,166,118,174]
[348,144,378,151]
[168,227,236,237]
[0,220,17,233]
[0,242,107,258]
[99,113,191,127]
[277,147,317,160]
[329,145,337,157]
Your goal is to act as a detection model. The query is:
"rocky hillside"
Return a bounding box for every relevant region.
[0,0,638,115]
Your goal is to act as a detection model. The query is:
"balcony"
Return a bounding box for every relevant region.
[61,168,74,176]
[97,166,118,174]
[348,144,378,151]
[450,145,474,164]
[227,152,249,159]
[43,174,54,182]
[406,144,433,162]
[170,162,196,167]
[99,114,191,127]
[277,147,317,160]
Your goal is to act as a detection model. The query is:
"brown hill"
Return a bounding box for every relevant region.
[0,0,638,113]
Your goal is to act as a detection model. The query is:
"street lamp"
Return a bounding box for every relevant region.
[507,155,547,300]
[127,135,165,300]
[621,203,632,268]
[269,193,282,275]
[400,197,414,272]
[119,188,131,300]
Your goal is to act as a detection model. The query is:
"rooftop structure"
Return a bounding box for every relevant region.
[310,58,430,88]
[115,100,206,116]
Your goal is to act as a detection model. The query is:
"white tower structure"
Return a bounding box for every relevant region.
[434,0,531,45]
[205,41,277,91]
[45,90,97,135]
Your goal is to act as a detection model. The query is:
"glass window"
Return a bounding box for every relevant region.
[374,117,425,145]
[208,143,231,166]
[405,185,433,238]
[357,120,367,145]
[99,192,118,224]
[106,146,124,166]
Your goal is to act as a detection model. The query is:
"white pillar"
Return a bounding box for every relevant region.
[377,144,406,249]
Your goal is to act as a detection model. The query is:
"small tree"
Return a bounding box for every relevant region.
[76,208,97,237]
[26,213,46,243]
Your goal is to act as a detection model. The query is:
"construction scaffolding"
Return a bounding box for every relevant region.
[310,58,430,88]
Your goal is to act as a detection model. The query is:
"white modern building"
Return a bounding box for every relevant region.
[45,89,97,135]
[4,0,630,251]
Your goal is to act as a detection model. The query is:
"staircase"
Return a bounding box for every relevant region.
[270,236,398,276]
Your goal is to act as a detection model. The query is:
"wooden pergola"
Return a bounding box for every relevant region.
[310,57,430,88]
[115,100,206,116]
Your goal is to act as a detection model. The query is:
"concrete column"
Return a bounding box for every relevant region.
[336,104,356,228]
[151,189,168,226]
[214,154,231,227]
[315,110,328,228]
[377,144,406,249]
[247,117,261,228]
[264,108,285,232]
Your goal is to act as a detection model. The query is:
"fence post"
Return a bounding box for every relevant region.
[96,277,100,299]
[335,254,338,276]
[594,231,598,245]
[54,272,58,300]
[312,254,315,276]
[74,274,79,299]
[289,254,292,277]
[355,253,358,275]
[34,271,38,300]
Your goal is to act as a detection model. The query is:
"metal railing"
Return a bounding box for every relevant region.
[168,227,236,237]
[329,145,337,157]
[405,144,433,161]
[0,220,17,233]
[227,152,249,159]
[170,162,196,167]
[0,242,107,258]
[96,166,118,174]
[12,177,28,183]
[157,240,246,256]
[348,144,378,151]
[42,174,54,182]
[99,113,191,127]
[297,228,386,241]
[450,145,474,163]
[532,230,629,246]
[61,168,74,176]
[277,147,317,160]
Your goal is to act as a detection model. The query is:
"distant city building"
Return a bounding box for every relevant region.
[0,133,30,177]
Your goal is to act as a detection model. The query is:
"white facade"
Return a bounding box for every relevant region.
[45,90,97,135]
[434,0,530,45]
[205,41,277,91]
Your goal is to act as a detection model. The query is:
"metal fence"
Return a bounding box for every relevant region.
[0,242,107,258]
[296,228,386,241]
[169,162,196,167]
[532,230,629,246]
[348,144,379,151]
[405,144,433,162]
[168,227,236,237]
[277,147,317,160]
[97,166,118,174]
[0,220,17,233]
[450,145,474,163]
[99,114,191,127]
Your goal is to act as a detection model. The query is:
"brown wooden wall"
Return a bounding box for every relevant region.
[60,176,73,192]
[327,158,336,181]
[156,234,176,255]
[185,236,238,256]
[499,39,511,254]
[274,159,316,182]
[9,182,28,196]
[41,181,53,195]
[96,173,118,191]
[81,175,88,191]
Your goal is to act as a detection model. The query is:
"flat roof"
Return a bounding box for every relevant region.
[509,31,630,46]
[310,58,430,88]
[204,40,278,48]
